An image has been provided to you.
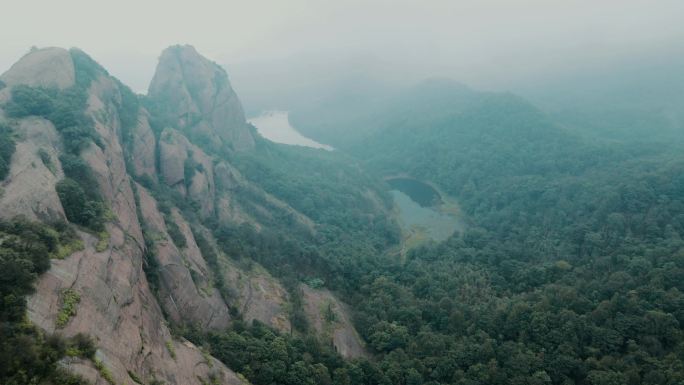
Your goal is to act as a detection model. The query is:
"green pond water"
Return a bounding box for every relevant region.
[387,177,442,207]
[390,179,464,242]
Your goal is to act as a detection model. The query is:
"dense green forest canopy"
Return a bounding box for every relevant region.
[227,137,401,291]
[227,80,684,385]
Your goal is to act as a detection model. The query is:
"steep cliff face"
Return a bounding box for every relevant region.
[222,256,292,333]
[129,109,157,180]
[0,46,369,383]
[0,48,72,221]
[137,185,231,329]
[158,127,216,217]
[148,45,255,151]
[1,47,245,385]
[0,116,65,221]
[301,285,368,359]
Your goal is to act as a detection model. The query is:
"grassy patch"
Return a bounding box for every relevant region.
[94,358,116,385]
[319,299,339,340]
[165,340,177,360]
[165,216,187,248]
[95,231,110,252]
[128,370,143,384]
[65,333,97,359]
[53,238,85,259]
[305,277,325,289]
[321,300,338,324]
[201,347,213,368]
[37,148,56,174]
[199,280,215,298]
[56,288,81,328]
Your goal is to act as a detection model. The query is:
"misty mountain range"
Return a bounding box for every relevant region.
[0,38,683,385]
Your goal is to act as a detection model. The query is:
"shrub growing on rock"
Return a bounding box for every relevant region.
[56,178,105,231]
[0,122,15,180]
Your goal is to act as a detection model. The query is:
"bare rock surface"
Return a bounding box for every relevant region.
[158,127,216,216]
[82,75,144,247]
[0,47,75,89]
[0,116,65,221]
[222,260,291,333]
[137,185,231,329]
[26,219,243,384]
[148,45,254,151]
[158,128,188,191]
[214,161,244,190]
[301,285,368,359]
[130,109,157,179]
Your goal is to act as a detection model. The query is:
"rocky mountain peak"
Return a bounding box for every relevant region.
[0,45,368,384]
[0,47,75,90]
[147,45,255,151]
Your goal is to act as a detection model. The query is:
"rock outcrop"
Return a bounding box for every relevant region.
[137,185,231,329]
[1,48,245,385]
[0,45,369,384]
[0,117,65,221]
[0,47,75,89]
[148,45,254,151]
[158,127,215,217]
[130,109,157,180]
[222,259,291,333]
[301,285,368,359]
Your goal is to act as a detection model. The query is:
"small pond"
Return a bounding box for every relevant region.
[386,177,442,207]
[388,177,464,243]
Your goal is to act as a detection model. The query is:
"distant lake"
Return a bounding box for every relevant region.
[249,111,333,150]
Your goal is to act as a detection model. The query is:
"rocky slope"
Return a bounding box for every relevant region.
[0,46,366,384]
[301,285,368,359]
[2,47,246,385]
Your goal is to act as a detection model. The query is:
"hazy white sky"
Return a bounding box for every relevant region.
[1,0,683,101]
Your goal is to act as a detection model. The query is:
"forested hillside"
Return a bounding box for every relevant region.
[283,79,684,384]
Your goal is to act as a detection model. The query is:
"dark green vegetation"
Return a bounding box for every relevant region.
[140,77,684,384]
[57,154,107,231]
[187,321,342,385]
[227,138,400,292]
[272,79,684,385]
[0,122,15,180]
[187,320,395,385]
[0,218,94,385]
[4,84,99,154]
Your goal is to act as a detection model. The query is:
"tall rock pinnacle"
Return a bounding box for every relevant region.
[147,45,255,151]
